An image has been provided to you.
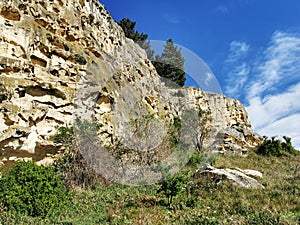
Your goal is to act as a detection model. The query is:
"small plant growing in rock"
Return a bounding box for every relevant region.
[187,152,203,166]
[53,122,107,189]
[74,54,87,65]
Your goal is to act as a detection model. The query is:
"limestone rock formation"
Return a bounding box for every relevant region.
[0,0,262,166]
[195,163,264,189]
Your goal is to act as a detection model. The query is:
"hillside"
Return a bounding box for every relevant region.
[0,0,299,224]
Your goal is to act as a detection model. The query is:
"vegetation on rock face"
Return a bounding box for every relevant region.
[118,18,186,87]
[0,123,299,224]
[53,124,107,189]
[0,161,68,218]
[185,108,212,152]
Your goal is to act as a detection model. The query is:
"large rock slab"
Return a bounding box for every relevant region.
[196,164,264,189]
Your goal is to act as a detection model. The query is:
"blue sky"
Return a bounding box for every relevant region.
[101,0,300,149]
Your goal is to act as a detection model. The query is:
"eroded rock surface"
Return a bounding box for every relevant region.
[0,0,262,166]
[195,164,264,189]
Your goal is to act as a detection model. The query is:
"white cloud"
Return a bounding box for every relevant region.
[245,31,300,149]
[204,72,214,86]
[225,63,249,97]
[247,31,300,99]
[246,82,300,131]
[257,114,300,150]
[226,41,250,62]
[224,41,250,97]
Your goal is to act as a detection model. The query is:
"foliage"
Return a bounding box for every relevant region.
[158,175,186,206]
[53,126,74,145]
[118,19,186,86]
[195,108,212,152]
[0,152,299,224]
[156,39,185,70]
[118,18,154,59]
[168,116,182,148]
[256,136,298,156]
[187,152,203,166]
[184,108,212,152]
[153,39,186,87]
[0,161,68,218]
[54,123,107,189]
[152,61,186,87]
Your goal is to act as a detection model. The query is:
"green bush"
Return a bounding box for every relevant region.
[158,175,186,206]
[187,152,203,166]
[256,136,298,157]
[185,196,197,208]
[53,126,74,145]
[0,161,68,218]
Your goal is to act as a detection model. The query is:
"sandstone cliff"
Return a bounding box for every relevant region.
[0,0,261,167]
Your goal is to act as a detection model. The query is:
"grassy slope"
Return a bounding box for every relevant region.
[1,151,299,225]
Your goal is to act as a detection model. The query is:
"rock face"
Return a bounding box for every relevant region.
[0,0,262,165]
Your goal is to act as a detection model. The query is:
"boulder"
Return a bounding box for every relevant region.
[196,164,264,189]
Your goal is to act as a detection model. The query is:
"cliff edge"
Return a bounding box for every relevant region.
[0,0,262,166]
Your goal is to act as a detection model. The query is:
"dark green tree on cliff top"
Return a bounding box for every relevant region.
[118,19,186,86]
[153,39,186,87]
[118,18,154,59]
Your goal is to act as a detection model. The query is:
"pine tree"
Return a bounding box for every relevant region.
[118,20,186,86]
[159,39,185,70]
[118,18,154,59]
[153,39,186,87]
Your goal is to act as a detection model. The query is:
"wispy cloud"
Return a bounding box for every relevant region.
[226,41,250,62]
[246,82,300,131]
[247,31,300,99]
[215,0,254,14]
[225,63,250,97]
[204,72,214,86]
[224,32,300,149]
[162,13,180,24]
[224,41,250,97]
[245,31,300,149]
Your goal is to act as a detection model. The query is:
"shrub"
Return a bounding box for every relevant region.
[185,196,197,208]
[0,161,68,218]
[256,136,298,157]
[187,152,203,166]
[158,175,186,206]
[54,123,108,189]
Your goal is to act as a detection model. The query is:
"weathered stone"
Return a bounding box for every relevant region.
[0,0,261,166]
[196,164,264,189]
[36,157,55,166]
[1,6,20,21]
